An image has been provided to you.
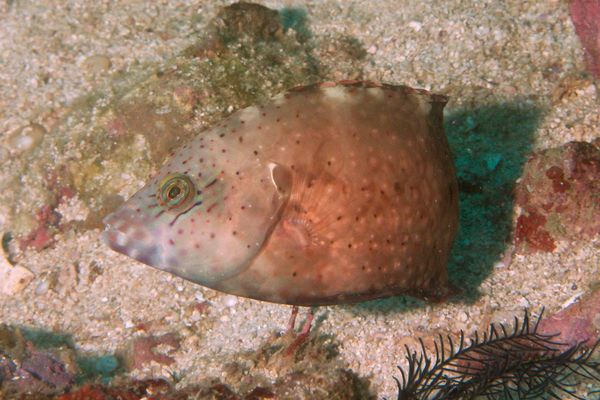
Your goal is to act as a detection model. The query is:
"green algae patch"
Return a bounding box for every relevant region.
[1,2,367,243]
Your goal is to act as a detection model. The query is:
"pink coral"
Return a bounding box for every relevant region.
[539,289,600,348]
[570,0,600,79]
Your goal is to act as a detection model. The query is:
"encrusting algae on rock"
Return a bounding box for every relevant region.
[103,80,459,306]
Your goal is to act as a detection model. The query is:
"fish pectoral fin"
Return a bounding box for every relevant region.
[279,218,316,248]
[268,161,293,198]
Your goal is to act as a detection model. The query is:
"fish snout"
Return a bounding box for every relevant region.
[102,207,163,268]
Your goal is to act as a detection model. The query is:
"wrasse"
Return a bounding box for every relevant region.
[103,80,459,306]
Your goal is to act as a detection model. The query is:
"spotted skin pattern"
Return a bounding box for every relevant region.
[103,81,459,306]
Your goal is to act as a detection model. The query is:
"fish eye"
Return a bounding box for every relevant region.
[168,185,181,198]
[158,174,195,210]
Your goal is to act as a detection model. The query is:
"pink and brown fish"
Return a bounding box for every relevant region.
[103,80,459,306]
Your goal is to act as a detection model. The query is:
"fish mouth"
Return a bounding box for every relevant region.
[102,209,163,269]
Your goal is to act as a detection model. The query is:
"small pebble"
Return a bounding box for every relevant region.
[83,54,112,74]
[34,280,49,296]
[0,254,34,295]
[194,291,205,302]
[518,297,530,308]
[584,84,597,96]
[7,123,46,154]
[223,295,238,307]
[408,21,422,32]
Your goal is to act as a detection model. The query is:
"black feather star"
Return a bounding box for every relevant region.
[393,309,600,400]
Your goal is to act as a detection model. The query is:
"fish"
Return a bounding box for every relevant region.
[102,80,459,306]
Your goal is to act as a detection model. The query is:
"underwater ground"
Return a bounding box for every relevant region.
[0,0,599,398]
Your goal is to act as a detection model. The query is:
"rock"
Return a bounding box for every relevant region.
[19,349,74,392]
[514,141,600,253]
[212,1,283,43]
[0,325,74,396]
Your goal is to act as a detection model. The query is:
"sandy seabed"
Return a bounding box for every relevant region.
[1,0,599,398]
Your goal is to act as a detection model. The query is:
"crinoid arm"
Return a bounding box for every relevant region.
[393,309,600,400]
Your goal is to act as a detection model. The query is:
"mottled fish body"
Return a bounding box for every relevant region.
[103,81,459,306]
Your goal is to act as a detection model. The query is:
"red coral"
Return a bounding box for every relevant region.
[19,205,61,251]
[570,0,600,79]
[19,165,77,251]
[545,166,570,193]
[125,333,181,370]
[514,141,599,254]
[515,211,556,252]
